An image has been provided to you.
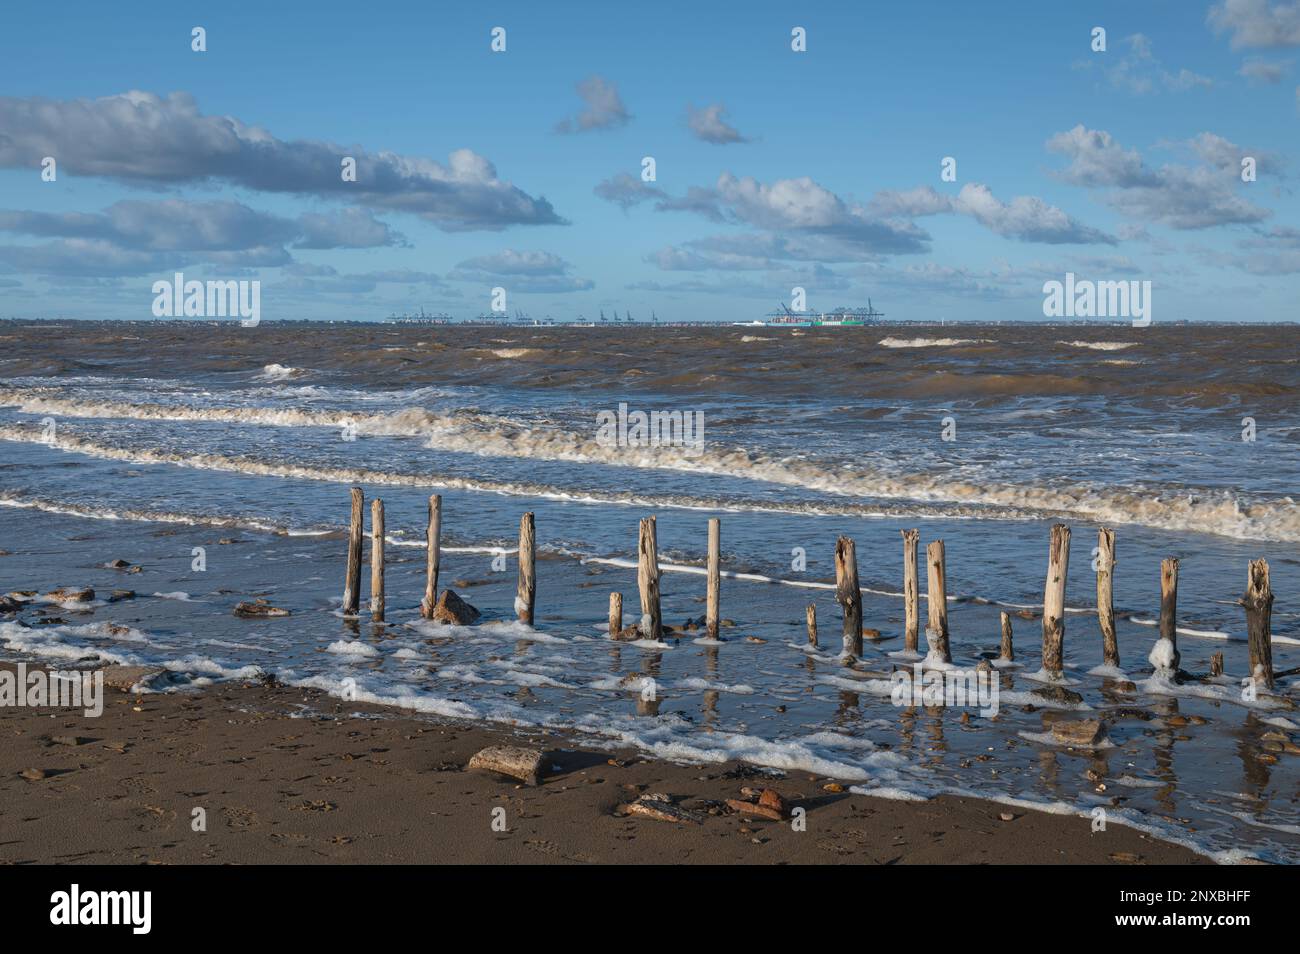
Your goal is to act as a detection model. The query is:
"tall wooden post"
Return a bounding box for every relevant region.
[999,611,1014,662]
[1041,524,1070,676]
[516,511,535,625]
[835,536,863,658]
[1096,528,1118,667]
[342,487,364,616]
[806,604,818,648]
[901,529,919,653]
[1158,557,1180,672]
[369,498,385,622]
[1242,558,1274,689]
[925,540,951,663]
[608,592,623,638]
[706,518,721,639]
[420,494,442,619]
[637,517,662,640]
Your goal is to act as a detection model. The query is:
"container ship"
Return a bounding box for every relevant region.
[736,301,885,327]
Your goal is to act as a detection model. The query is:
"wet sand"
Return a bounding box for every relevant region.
[0,663,1207,865]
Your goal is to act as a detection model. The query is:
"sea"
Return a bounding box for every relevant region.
[0,319,1297,862]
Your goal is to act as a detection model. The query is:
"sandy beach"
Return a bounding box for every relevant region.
[0,661,1210,865]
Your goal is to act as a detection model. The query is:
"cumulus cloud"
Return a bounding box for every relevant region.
[868,183,1115,244]
[593,173,666,209]
[450,249,594,292]
[0,91,562,231]
[0,199,406,276]
[687,103,749,144]
[1098,34,1213,94]
[1047,124,1272,229]
[554,76,630,133]
[1239,56,1292,81]
[1209,0,1300,49]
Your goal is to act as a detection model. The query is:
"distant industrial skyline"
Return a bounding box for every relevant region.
[1,0,1298,323]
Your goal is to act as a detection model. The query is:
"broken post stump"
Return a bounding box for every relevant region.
[516,511,535,625]
[370,498,385,622]
[1242,558,1274,689]
[1000,611,1014,662]
[1041,524,1070,677]
[1096,527,1118,667]
[342,487,364,616]
[420,494,442,619]
[925,540,951,663]
[806,603,818,648]
[608,592,623,638]
[706,517,721,639]
[637,516,662,640]
[835,535,863,658]
[902,528,919,653]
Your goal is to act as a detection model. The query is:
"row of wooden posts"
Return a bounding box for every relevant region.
[340,489,1281,689]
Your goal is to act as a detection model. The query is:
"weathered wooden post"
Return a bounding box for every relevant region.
[637,516,662,639]
[1096,528,1118,666]
[925,540,951,663]
[806,604,818,648]
[706,518,721,639]
[1157,557,1181,672]
[342,487,364,615]
[1242,558,1274,689]
[370,498,385,622]
[835,536,863,658]
[1210,651,1224,678]
[901,529,919,653]
[1041,524,1070,677]
[419,494,442,619]
[998,611,1014,662]
[516,511,535,625]
[608,592,623,638]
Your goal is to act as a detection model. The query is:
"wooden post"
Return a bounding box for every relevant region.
[1158,557,1180,672]
[516,511,535,625]
[901,529,919,653]
[706,518,721,639]
[806,604,818,648]
[342,487,364,615]
[637,517,662,639]
[999,611,1014,662]
[369,498,385,622]
[1041,524,1070,677]
[1242,558,1274,689]
[419,494,442,619]
[1210,651,1224,678]
[835,536,863,658]
[925,540,951,663]
[1096,527,1118,667]
[608,592,623,638]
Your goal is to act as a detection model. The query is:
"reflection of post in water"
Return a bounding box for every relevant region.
[1237,712,1273,793]
[1036,744,1060,792]
[342,616,361,638]
[924,708,946,766]
[898,703,917,754]
[1150,697,1179,814]
[704,644,719,679]
[834,690,860,728]
[702,689,719,724]
[514,639,529,658]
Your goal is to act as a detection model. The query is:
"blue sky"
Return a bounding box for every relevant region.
[0,0,1297,322]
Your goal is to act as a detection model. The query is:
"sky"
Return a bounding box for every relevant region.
[0,0,1298,323]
